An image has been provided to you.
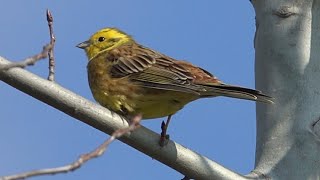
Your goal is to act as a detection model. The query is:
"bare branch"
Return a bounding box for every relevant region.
[46,9,55,81]
[0,44,51,71]
[0,115,141,180]
[0,57,247,180]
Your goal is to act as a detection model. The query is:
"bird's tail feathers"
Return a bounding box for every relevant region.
[201,84,274,104]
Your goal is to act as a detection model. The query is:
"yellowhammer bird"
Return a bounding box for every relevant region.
[77,27,273,146]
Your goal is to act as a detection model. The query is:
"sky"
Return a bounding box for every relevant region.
[0,1,257,179]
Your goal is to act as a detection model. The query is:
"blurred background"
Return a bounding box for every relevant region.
[0,1,257,179]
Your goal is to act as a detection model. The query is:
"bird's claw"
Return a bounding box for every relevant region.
[159,120,170,147]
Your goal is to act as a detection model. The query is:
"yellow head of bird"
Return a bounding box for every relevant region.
[77,28,132,60]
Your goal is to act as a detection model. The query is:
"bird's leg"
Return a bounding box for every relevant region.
[159,115,172,147]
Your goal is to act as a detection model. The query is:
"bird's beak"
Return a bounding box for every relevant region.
[76,40,91,49]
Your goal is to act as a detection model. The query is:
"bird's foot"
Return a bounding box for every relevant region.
[159,120,170,147]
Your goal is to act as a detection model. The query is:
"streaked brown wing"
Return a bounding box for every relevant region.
[107,43,218,94]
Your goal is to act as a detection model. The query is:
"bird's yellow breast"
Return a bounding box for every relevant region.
[87,54,197,119]
[87,54,137,113]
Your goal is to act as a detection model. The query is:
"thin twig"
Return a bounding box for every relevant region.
[0,10,55,75]
[0,115,142,180]
[0,44,52,71]
[46,9,55,81]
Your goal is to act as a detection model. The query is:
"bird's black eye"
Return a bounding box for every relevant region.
[98,37,105,42]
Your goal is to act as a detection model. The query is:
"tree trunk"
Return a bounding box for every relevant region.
[250,0,320,179]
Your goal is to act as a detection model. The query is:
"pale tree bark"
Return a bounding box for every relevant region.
[249,0,320,179]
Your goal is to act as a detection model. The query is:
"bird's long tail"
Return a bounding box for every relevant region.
[200,84,274,104]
